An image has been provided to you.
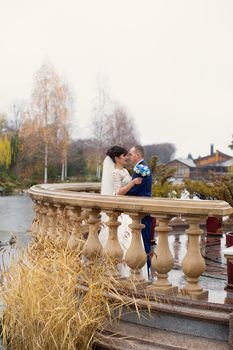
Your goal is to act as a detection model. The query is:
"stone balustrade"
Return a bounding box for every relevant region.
[28,183,233,300]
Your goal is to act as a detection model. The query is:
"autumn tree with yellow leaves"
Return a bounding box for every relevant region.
[18,60,72,182]
[0,135,11,169]
[0,113,11,170]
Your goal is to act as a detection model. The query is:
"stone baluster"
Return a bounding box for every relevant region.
[79,209,89,241]
[65,208,89,250]
[35,201,43,234]
[82,208,102,260]
[181,216,208,299]
[124,213,147,289]
[28,201,40,236]
[39,202,49,235]
[66,206,84,250]
[147,215,178,295]
[57,205,73,246]
[104,210,122,277]
[65,205,76,245]
[46,204,57,238]
[54,204,64,227]
[53,204,66,246]
[43,202,53,237]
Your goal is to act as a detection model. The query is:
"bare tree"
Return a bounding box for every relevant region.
[8,103,24,133]
[90,77,112,179]
[8,103,25,169]
[105,103,139,150]
[0,112,8,134]
[91,76,140,179]
[144,143,176,163]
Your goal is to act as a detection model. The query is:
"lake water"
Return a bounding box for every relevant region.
[0,193,34,272]
[0,193,34,244]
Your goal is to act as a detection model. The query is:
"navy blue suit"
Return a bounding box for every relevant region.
[126,160,152,272]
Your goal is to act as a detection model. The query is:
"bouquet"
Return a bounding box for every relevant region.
[133,164,151,177]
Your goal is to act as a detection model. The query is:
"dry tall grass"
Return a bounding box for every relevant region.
[0,234,132,350]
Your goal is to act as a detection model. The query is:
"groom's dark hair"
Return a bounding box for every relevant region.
[106,145,128,163]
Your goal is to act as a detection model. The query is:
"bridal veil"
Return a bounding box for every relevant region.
[101,155,115,195]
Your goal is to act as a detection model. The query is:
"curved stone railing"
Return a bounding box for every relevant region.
[28,183,233,300]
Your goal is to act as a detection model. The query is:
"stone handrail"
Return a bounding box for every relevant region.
[28,183,233,300]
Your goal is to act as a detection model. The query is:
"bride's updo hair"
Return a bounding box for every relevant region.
[106,146,128,163]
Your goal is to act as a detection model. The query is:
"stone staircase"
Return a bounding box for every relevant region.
[95,294,233,350]
[96,322,230,350]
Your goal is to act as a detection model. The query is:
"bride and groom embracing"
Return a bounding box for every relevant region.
[100,144,152,280]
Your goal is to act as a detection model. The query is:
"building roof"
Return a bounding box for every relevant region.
[194,150,232,163]
[167,158,196,168]
[221,158,233,166]
[167,151,233,170]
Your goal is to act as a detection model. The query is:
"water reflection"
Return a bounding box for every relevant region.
[0,194,33,269]
[0,193,33,237]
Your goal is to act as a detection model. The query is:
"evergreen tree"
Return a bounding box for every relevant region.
[228,134,233,152]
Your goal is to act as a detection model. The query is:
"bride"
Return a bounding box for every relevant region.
[99,145,148,279]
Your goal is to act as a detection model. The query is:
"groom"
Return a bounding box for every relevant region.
[126,145,152,274]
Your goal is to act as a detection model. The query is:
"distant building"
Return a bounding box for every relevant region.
[221,158,233,173]
[166,144,233,180]
[166,158,196,181]
[193,148,232,178]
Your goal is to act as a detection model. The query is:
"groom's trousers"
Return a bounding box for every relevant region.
[141,215,152,274]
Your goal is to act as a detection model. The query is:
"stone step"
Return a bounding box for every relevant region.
[96,321,231,350]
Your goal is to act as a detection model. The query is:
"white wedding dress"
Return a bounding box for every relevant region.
[99,156,148,280]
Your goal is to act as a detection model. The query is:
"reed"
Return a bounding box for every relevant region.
[0,234,132,350]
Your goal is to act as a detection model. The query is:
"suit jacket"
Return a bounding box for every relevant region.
[126,160,152,197]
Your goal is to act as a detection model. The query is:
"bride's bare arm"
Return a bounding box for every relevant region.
[116,177,142,195]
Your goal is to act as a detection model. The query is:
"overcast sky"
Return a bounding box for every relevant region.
[0,0,233,159]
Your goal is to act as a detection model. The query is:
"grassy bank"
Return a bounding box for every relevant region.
[0,173,34,195]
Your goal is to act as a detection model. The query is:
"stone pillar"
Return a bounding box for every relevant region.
[39,202,49,235]
[147,215,177,295]
[53,204,66,246]
[104,210,122,277]
[66,206,84,250]
[82,208,102,260]
[124,212,147,289]
[29,201,40,236]
[181,216,208,299]
[46,204,57,238]
[79,209,89,241]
